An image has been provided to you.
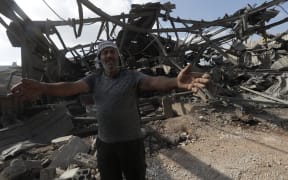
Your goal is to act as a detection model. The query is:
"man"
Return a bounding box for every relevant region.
[10,41,210,180]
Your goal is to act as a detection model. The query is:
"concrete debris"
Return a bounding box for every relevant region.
[271,56,288,70]
[240,85,288,105]
[0,161,5,172]
[40,167,56,180]
[59,167,93,180]
[49,136,90,169]
[0,104,74,153]
[0,159,42,180]
[72,153,97,169]
[59,167,79,179]
[265,73,288,100]
[0,140,38,160]
[51,135,74,144]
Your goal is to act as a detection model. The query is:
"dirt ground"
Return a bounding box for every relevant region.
[144,103,288,180]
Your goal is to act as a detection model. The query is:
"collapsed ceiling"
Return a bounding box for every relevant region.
[0,0,287,81]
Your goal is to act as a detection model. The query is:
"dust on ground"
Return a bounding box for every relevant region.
[144,103,288,180]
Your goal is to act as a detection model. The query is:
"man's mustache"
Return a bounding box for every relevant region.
[102,63,124,68]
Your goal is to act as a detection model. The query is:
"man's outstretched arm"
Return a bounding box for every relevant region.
[139,64,210,92]
[10,79,90,100]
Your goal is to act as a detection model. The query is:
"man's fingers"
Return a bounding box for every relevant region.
[187,84,198,93]
[191,87,198,93]
[194,77,210,84]
[201,73,211,79]
[10,80,31,94]
[11,82,21,91]
[201,78,210,84]
[8,78,42,101]
[194,83,205,88]
[181,63,193,74]
[11,84,23,96]
[187,82,205,90]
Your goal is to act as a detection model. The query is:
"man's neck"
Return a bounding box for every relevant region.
[104,69,120,78]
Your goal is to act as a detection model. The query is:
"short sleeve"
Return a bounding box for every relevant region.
[82,74,96,92]
[132,70,148,85]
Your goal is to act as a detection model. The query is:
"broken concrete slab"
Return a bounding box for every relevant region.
[162,96,174,118]
[271,56,288,70]
[0,104,74,154]
[40,167,56,180]
[58,168,92,180]
[49,136,90,169]
[72,153,97,168]
[0,140,38,160]
[51,135,74,144]
[59,167,79,179]
[172,102,194,116]
[0,159,42,180]
[265,73,288,101]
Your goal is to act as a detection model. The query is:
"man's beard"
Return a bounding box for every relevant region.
[101,60,120,74]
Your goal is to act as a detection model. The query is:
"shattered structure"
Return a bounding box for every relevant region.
[0,0,288,179]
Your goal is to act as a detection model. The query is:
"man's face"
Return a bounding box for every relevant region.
[100,47,120,73]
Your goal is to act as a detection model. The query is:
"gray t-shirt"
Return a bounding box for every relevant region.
[83,69,147,143]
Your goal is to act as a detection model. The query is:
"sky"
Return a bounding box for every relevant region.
[0,0,287,65]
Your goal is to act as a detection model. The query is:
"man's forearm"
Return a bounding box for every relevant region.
[41,82,81,97]
[149,76,178,91]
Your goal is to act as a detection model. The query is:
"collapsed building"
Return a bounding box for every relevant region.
[0,0,288,179]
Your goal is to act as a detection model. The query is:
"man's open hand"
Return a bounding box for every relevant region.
[177,64,210,93]
[10,79,43,100]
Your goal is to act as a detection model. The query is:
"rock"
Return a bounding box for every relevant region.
[59,168,91,180]
[72,153,97,168]
[40,167,56,180]
[49,136,90,169]
[59,167,79,179]
[0,159,41,180]
[51,135,74,144]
